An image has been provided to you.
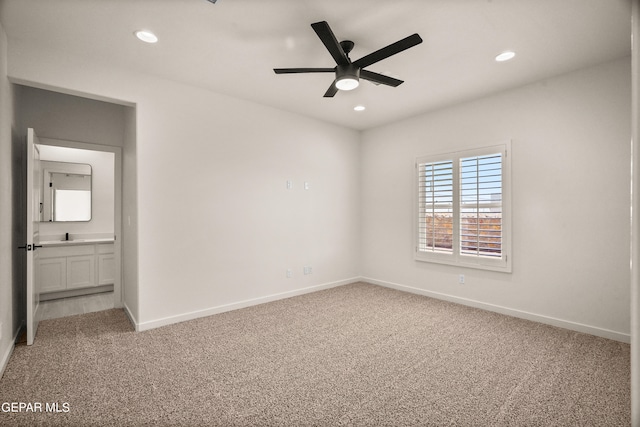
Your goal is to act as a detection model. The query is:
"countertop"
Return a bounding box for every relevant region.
[40,238,114,247]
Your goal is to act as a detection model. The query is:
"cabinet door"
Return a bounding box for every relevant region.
[38,257,67,293]
[66,255,96,289]
[98,254,115,285]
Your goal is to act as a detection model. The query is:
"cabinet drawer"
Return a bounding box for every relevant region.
[97,243,114,255]
[40,244,95,258]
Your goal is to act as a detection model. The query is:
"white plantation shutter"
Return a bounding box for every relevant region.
[415,143,511,272]
[418,160,453,253]
[460,153,503,258]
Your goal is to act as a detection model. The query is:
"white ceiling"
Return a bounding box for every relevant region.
[0,0,632,130]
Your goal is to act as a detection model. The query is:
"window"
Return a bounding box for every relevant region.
[415,143,511,272]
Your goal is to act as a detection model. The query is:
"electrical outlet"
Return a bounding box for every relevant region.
[286,180,293,190]
[303,266,312,275]
[459,274,465,284]
[304,182,310,190]
[286,269,293,278]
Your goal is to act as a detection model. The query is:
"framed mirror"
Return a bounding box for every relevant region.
[41,161,92,222]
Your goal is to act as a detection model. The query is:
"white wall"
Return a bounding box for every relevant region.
[122,106,139,321]
[361,58,631,341]
[7,41,361,329]
[631,1,639,421]
[0,21,21,377]
[0,18,13,376]
[134,74,361,327]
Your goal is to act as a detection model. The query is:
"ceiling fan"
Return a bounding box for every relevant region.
[274,21,423,97]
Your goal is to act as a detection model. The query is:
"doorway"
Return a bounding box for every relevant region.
[35,139,122,320]
[15,84,135,342]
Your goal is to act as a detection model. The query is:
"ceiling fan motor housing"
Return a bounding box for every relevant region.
[337,64,360,80]
[335,64,360,90]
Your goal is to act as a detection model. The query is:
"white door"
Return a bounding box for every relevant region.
[26,128,42,345]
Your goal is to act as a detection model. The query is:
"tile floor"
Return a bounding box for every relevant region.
[39,291,115,321]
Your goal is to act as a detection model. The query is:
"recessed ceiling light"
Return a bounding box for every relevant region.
[495,51,515,62]
[354,105,366,112]
[135,30,158,44]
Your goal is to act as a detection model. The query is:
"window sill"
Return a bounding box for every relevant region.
[414,252,512,273]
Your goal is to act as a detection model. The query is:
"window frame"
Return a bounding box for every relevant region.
[414,142,512,273]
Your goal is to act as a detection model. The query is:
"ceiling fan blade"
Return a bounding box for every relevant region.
[323,81,339,97]
[274,68,335,74]
[353,33,423,69]
[360,70,404,87]
[311,21,350,66]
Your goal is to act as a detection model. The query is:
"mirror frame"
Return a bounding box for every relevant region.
[41,160,92,222]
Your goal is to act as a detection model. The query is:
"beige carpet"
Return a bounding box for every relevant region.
[0,282,630,426]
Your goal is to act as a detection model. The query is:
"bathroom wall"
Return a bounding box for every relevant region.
[16,85,128,237]
[16,85,128,240]
[37,144,115,240]
[17,85,126,147]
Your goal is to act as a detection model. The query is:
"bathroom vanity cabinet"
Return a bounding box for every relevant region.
[38,240,114,295]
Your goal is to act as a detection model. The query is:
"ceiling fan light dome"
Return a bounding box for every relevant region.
[336,77,359,91]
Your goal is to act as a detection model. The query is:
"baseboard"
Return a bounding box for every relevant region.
[0,341,13,380]
[137,277,361,332]
[362,277,631,343]
[122,301,140,332]
[0,327,21,380]
[40,285,113,301]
